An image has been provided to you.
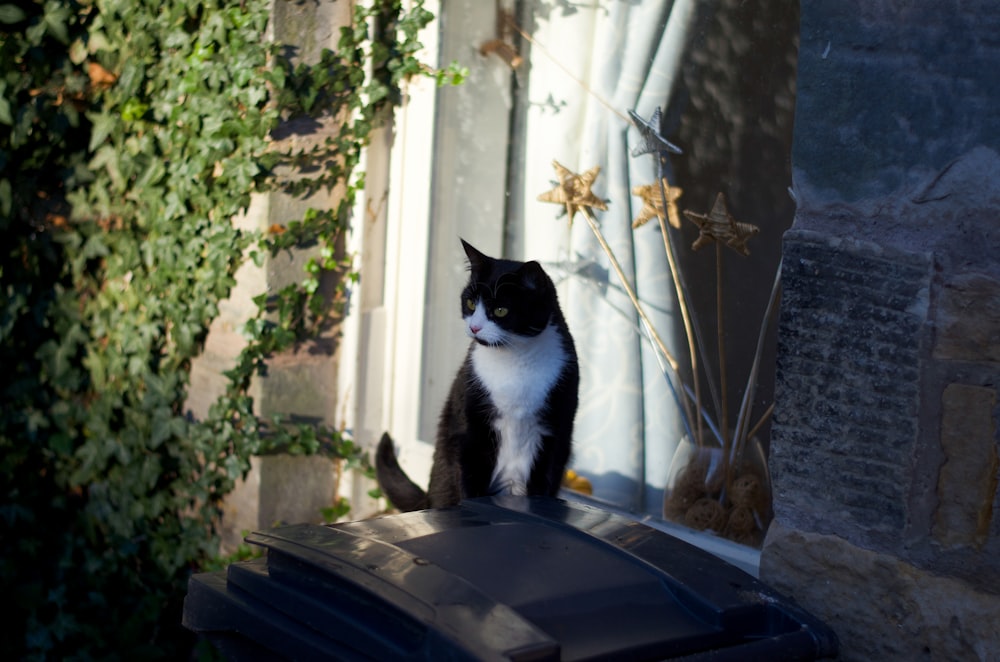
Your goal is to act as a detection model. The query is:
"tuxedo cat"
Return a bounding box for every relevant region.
[375,239,578,511]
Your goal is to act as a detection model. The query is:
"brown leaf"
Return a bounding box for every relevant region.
[88,62,118,88]
[46,214,69,229]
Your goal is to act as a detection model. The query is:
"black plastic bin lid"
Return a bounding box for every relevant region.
[184,496,837,661]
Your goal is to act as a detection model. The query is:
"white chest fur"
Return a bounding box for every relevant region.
[471,323,567,495]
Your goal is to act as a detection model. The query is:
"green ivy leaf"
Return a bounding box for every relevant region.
[2,0,448,656]
[0,4,26,24]
[120,98,149,122]
[42,2,72,44]
[87,111,117,151]
[0,84,12,125]
[0,178,11,216]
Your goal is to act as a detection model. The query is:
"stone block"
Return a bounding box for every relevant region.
[256,348,339,423]
[933,383,998,549]
[761,521,1000,662]
[220,454,339,554]
[933,273,1000,364]
[770,230,931,539]
[795,1,1000,201]
[270,0,349,64]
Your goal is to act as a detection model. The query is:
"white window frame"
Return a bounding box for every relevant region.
[342,0,515,491]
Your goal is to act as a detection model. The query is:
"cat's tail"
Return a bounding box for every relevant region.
[375,432,430,512]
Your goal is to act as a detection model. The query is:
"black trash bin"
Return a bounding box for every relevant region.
[184,496,837,661]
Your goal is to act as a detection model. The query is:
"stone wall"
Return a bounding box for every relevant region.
[760,1,1000,660]
[186,0,352,554]
[771,231,931,541]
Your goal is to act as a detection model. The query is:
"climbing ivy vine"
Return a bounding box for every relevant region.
[0,0,463,658]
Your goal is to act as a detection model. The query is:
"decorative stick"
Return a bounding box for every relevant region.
[580,206,679,374]
[579,205,701,450]
[716,240,731,492]
[731,263,782,468]
[537,159,698,437]
[628,108,708,447]
[654,177,705,448]
[745,402,775,444]
[682,191,760,452]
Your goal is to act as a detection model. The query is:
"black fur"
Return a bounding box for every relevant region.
[375,240,578,511]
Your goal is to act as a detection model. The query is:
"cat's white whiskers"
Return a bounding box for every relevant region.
[466,300,507,346]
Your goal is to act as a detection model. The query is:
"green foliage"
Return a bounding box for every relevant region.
[0,0,460,658]
[198,529,263,574]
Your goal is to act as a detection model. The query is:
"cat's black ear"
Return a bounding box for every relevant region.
[461,238,488,272]
[517,261,548,291]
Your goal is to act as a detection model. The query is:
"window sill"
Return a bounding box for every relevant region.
[559,489,762,578]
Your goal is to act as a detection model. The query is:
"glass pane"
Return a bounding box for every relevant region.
[503,0,798,546]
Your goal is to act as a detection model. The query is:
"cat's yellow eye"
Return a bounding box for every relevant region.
[493,306,509,318]
[465,298,476,311]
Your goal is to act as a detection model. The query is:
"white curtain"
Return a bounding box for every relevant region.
[518,0,703,513]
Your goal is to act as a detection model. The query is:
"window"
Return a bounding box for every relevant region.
[345,0,798,568]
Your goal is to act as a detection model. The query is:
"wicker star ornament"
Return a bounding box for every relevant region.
[537,160,608,225]
[682,192,760,256]
[628,107,682,159]
[632,178,683,229]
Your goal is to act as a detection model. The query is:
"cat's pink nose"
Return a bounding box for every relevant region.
[469,324,482,334]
